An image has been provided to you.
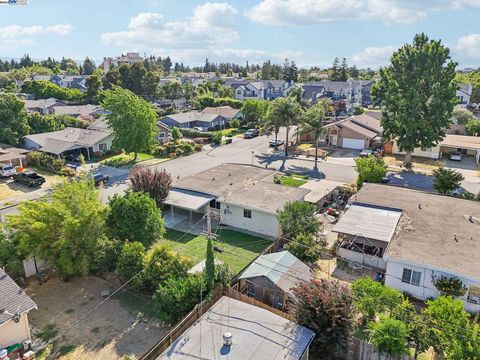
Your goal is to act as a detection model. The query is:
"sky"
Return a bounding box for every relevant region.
[1,0,480,69]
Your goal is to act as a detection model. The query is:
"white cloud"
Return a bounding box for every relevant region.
[0,24,73,39]
[351,46,398,68]
[0,23,73,49]
[247,0,480,25]
[455,34,480,59]
[101,3,239,50]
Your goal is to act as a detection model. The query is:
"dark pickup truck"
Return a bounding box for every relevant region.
[13,171,46,187]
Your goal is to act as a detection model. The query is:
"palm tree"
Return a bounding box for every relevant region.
[297,99,333,168]
[267,97,302,156]
[262,104,283,151]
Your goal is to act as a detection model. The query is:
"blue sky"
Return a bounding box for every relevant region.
[1,0,480,68]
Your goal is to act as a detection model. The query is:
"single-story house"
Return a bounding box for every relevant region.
[23,127,113,160]
[161,111,227,130]
[156,121,171,144]
[152,296,315,360]
[24,98,64,115]
[343,183,480,312]
[201,106,243,121]
[323,112,383,149]
[154,98,187,110]
[0,269,37,348]
[237,251,312,310]
[333,202,403,271]
[52,105,110,119]
[164,164,310,238]
[390,134,480,163]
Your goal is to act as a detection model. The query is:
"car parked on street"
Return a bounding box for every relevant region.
[13,171,46,187]
[449,151,462,161]
[269,139,285,147]
[244,129,259,139]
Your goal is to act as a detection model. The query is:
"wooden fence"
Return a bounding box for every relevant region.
[347,339,414,360]
[140,287,223,360]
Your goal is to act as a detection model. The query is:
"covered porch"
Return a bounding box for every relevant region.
[163,189,218,235]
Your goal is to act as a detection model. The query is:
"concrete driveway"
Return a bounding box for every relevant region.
[325,148,359,167]
[443,157,479,181]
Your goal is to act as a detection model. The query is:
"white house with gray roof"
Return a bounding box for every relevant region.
[161,111,226,130]
[164,164,310,238]
[0,269,37,348]
[23,127,112,159]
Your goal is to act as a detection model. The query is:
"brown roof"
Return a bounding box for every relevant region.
[338,120,378,139]
[354,184,480,279]
[441,134,480,150]
[0,269,37,324]
[202,106,241,119]
[351,113,383,135]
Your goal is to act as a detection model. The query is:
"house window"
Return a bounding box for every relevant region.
[158,132,165,139]
[402,268,421,286]
[247,282,256,297]
[98,143,107,151]
[467,286,480,305]
[243,209,252,218]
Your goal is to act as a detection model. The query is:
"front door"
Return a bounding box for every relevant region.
[330,134,338,146]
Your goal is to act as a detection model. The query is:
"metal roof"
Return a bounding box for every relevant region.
[332,202,402,242]
[164,189,214,211]
[0,269,37,325]
[156,296,315,360]
[239,251,312,295]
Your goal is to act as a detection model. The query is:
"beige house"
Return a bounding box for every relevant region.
[0,269,37,348]
[323,112,383,150]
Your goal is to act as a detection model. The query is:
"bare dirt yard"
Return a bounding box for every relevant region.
[26,275,169,360]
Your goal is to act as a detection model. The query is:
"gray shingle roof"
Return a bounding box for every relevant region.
[163,111,221,124]
[0,269,37,325]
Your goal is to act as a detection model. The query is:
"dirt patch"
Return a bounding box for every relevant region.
[384,155,443,173]
[0,168,62,202]
[27,276,169,360]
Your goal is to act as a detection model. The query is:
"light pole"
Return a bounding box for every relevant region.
[251,150,255,165]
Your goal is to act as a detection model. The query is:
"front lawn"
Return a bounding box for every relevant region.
[100,152,154,168]
[275,172,308,187]
[163,228,272,273]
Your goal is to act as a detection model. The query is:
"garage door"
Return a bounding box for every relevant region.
[342,138,365,150]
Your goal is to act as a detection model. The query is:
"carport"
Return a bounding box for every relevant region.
[0,146,27,167]
[164,189,215,231]
[440,134,480,164]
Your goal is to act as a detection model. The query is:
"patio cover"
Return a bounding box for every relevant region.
[333,202,402,242]
[164,189,215,211]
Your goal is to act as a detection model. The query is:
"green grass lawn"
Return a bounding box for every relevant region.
[163,228,272,273]
[275,173,308,187]
[100,152,154,168]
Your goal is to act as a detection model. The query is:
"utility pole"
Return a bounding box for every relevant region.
[206,205,212,239]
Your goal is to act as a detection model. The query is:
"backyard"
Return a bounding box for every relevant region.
[163,228,272,273]
[28,275,168,360]
[274,172,309,187]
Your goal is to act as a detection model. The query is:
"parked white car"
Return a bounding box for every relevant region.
[0,163,16,178]
[449,151,462,161]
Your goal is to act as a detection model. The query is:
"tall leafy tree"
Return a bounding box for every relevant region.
[291,279,354,358]
[282,58,298,82]
[106,191,165,247]
[0,92,30,145]
[82,57,96,75]
[102,86,158,159]
[128,167,172,208]
[5,179,106,279]
[355,156,387,188]
[298,99,332,168]
[242,99,269,126]
[85,74,102,103]
[267,97,302,156]
[142,70,161,98]
[262,104,283,150]
[103,67,121,90]
[339,57,348,82]
[330,57,340,81]
[277,201,320,239]
[371,33,457,165]
[369,317,410,355]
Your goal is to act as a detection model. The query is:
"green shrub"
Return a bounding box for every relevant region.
[179,128,213,139]
[153,274,206,324]
[27,151,64,172]
[180,142,194,155]
[211,131,222,145]
[143,243,193,291]
[369,317,410,355]
[230,119,241,128]
[355,156,387,188]
[116,242,146,289]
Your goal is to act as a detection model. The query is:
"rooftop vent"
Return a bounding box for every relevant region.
[223,332,232,347]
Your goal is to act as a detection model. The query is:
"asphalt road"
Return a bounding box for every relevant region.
[101,128,358,202]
